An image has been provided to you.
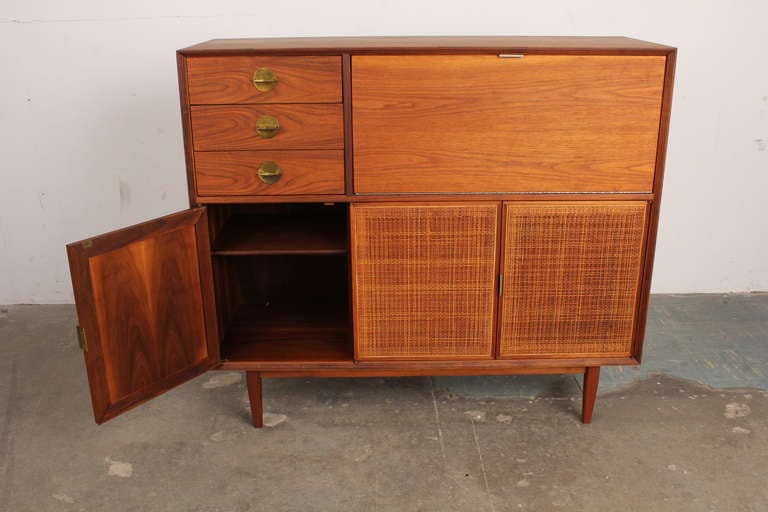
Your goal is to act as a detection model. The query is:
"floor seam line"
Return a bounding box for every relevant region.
[471,419,495,512]
[429,377,448,468]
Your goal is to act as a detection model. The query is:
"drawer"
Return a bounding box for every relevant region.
[195,150,345,196]
[191,104,344,151]
[186,56,342,104]
[352,54,666,193]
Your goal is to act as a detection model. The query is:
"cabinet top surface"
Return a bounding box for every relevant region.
[179,36,675,55]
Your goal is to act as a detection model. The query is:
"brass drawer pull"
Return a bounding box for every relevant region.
[257,161,283,184]
[252,67,278,91]
[255,115,280,138]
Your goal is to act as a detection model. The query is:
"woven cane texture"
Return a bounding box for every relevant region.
[352,204,498,359]
[499,201,647,357]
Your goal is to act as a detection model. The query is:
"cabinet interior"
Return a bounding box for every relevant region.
[209,203,352,364]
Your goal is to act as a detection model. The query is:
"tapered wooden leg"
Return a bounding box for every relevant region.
[581,366,600,424]
[246,372,263,428]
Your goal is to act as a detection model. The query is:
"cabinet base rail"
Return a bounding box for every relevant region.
[245,366,601,428]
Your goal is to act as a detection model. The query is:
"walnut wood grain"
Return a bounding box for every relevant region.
[191,104,343,151]
[176,54,198,206]
[211,212,348,255]
[353,55,665,193]
[196,193,655,204]
[255,367,586,378]
[219,356,637,372]
[228,337,353,364]
[632,51,678,361]
[180,36,674,55]
[195,150,344,196]
[219,272,352,376]
[582,366,600,423]
[246,372,263,427]
[66,208,219,423]
[342,53,354,194]
[223,303,352,363]
[186,55,341,104]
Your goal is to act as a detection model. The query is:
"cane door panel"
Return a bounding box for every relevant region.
[351,203,499,359]
[498,201,648,358]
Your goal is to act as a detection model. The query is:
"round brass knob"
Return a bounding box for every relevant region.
[252,67,278,92]
[257,161,282,184]
[255,115,280,139]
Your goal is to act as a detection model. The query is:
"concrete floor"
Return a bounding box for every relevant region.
[0,294,766,511]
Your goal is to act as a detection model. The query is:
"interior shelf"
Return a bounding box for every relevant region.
[212,204,348,256]
[208,205,353,365]
[221,303,352,363]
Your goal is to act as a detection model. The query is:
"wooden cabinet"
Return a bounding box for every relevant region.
[67,37,676,426]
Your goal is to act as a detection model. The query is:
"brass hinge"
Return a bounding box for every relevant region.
[498,274,504,297]
[76,326,88,352]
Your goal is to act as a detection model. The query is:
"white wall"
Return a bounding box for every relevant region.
[1,0,766,303]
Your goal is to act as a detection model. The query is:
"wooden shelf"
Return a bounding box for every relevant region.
[221,303,352,363]
[212,214,348,256]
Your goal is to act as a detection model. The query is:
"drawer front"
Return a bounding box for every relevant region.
[498,201,648,358]
[352,55,666,193]
[351,203,499,360]
[195,150,345,196]
[186,56,342,104]
[191,104,344,151]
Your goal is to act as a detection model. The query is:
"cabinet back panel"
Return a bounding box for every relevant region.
[216,253,351,364]
[230,254,349,306]
[499,201,648,358]
[351,203,499,359]
[352,55,665,193]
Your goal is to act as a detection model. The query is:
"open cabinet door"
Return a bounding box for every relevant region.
[66,208,220,423]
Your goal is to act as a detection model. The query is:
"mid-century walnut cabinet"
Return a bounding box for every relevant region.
[67,37,676,426]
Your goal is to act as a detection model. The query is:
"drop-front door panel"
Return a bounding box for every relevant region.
[352,55,665,194]
[66,208,220,423]
[351,203,499,360]
[498,201,648,358]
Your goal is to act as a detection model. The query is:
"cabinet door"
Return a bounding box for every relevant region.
[498,201,648,358]
[351,203,499,359]
[352,55,665,194]
[67,208,219,423]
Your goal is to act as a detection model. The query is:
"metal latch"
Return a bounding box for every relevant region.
[76,326,88,352]
[498,275,504,297]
